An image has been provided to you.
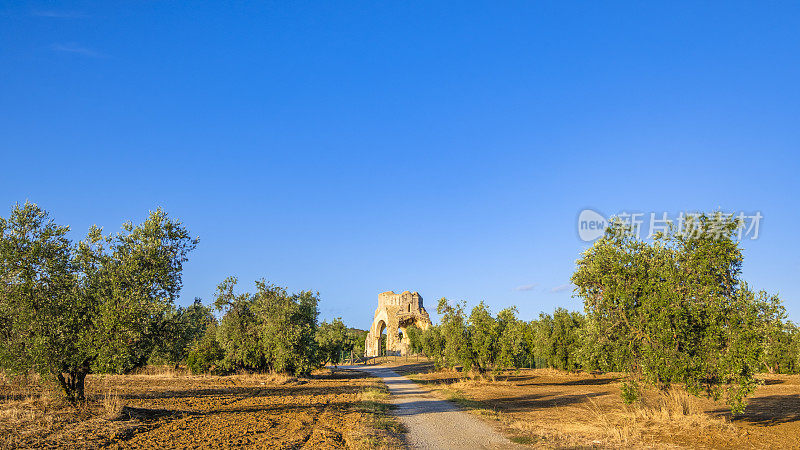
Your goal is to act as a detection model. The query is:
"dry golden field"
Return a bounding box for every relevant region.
[397,362,800,448]
[0,368,403,449]
[4,362,800,449]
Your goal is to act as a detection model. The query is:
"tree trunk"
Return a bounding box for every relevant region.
[57,371,87,404]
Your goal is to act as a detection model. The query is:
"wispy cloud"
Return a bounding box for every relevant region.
[513,283,538,292]
[32,10,89,19]
[51,43,103,58]
[550,284,571,293]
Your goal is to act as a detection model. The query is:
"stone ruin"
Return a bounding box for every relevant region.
[364,290,432,357]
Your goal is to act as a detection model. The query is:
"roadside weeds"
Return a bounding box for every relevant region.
[348,382,405,449]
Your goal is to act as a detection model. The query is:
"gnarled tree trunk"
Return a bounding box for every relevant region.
[56,370,88,404]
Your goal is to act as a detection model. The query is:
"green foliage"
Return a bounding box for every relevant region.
[495,307,529,371]
[571,213,784,413]
[214,277,320,376]
[574,313,618,372]
[469,301,499,373]
[421,300,537,374]
[404,324,425,355]
[760,319,800,374]
[419,299,584,374]
[348,328,368,357]
[421,325,446,369]
[437,298,478,371]
[620,380,640,404]
[317,318,349,365]
[150,298,216,366]
[792,328,800,374]
[531,308,584,371]
[0,202,197,403]
[186,323,225,374]
[0,202,75,397]
[85,209,199,375]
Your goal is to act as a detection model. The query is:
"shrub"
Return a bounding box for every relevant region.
[186,324,225,374]
[620,380,640,404]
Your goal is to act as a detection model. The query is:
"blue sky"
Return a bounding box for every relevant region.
[2,1,799,325]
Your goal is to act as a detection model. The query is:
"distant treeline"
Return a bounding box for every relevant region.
[408,300,800,375]
[408,302,800,376]
[183,276,367,376]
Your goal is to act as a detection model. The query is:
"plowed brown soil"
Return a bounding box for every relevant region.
[0,369,400,449]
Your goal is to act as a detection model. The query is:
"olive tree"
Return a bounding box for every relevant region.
[317,318,349,365]
[0,202,197,403]
[437,297,478,371]
[348,328,368,357]
[421,325,446,369]
[495,307,529,371]
[468,301,498,373]
[150,298,216,366]
[572,213,783,413]
[186,322,225,374]
[214,277,320,375]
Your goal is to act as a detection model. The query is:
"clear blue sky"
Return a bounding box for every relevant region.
[2,2,799,326]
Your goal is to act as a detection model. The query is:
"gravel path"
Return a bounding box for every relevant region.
[346,366,523,449]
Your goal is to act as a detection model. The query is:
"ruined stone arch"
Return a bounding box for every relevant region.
[365,291,432,357]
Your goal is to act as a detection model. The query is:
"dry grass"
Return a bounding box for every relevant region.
[404,365,799,448]
[102,388,125,420]
[0,392,75,449]
[581,388,733,446]
[128,365,187,377]
[228,371,297,385]
[349,385,404,449]
[435,382,608,447]
[635,388,728,427]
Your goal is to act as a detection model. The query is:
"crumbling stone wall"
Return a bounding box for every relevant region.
[364,291,432,357]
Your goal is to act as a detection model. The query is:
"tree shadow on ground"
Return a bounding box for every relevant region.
[388,362,621,386]
[120,399,361,418]
[408,375,462,386]
[120,405,189,422]
[313,368,371,380]
[529,377,620,387]
[111,383,366,401]
[713,394,800,426]
[477,392,607,413]
[378,362,436,376]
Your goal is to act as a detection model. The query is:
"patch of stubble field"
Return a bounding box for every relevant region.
[0,368,403,449]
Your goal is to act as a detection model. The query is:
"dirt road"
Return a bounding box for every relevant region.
[347,366,522,449]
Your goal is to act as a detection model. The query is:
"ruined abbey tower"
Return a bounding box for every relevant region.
[364,291,432,357]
